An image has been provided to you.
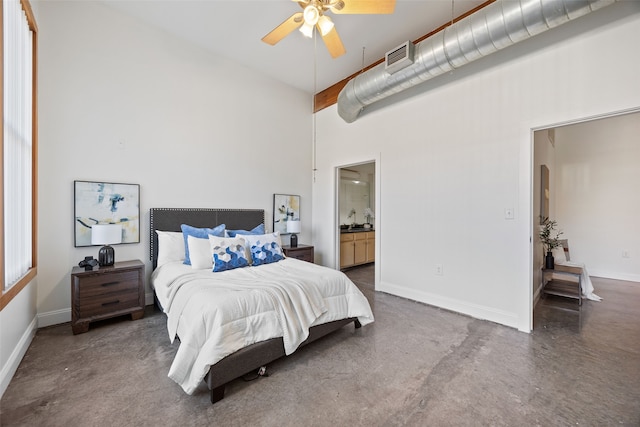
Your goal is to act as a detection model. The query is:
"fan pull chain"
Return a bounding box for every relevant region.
[312,27,318,183]
[449,0,455,75]
[451,0,455,27]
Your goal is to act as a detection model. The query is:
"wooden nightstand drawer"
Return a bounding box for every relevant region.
[78,288,140,318]
[71,260,145,334]
[76,270,140,300]
[283,245,314,263]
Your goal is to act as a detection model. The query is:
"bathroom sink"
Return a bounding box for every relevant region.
[341,226,373,232]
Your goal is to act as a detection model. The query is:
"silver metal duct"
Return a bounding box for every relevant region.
[337,0,616,123]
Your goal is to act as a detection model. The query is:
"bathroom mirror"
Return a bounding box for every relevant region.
[339,163,375,227]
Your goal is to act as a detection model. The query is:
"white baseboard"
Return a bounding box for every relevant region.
[37,296,156,329]
[37,308,71,328]
[377,280,524,332]
[589,270,640,283]
[0,316,37,399]
[533,284,542,305]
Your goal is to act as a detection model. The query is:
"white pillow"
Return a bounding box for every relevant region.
[155,230,185,267]
[552,245,567,264]
[188,234,215,269]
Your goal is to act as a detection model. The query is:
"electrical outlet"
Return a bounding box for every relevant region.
[435,264,443,275]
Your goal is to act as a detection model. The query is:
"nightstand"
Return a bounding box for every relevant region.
[283,244,314,263]
[542,264,583,306]
[71,259,145,334]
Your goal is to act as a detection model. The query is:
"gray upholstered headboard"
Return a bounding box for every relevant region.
[149,208,265,270]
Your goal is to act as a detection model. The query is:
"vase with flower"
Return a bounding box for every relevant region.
[363,207,374,229]
[347,208,356,228]
[539,217,563,269]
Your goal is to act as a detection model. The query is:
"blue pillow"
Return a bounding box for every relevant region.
[181,223,225,265]
[243,233,284,266]
[250,241,284,266]
[209,235,249,272]
[226,223,265,237]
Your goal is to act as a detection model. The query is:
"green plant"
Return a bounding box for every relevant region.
[539,217,563,253]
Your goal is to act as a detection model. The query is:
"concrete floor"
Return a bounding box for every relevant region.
[1,265,639,426]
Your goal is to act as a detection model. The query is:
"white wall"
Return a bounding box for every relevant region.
[312,1,640,332]
[34,2,311,324]
[555,113,640,282]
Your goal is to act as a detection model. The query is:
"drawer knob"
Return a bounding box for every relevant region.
[101,300,120,307]
[101,281,120,287]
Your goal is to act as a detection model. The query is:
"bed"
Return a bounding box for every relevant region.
[149,208,374,404]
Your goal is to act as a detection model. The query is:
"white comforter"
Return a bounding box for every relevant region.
[151,258,374,394]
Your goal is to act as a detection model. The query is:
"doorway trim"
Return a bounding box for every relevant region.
[529,106,640,330]
[334,155,380,289]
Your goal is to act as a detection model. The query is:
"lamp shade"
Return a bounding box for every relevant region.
[91,224,123,245]
[317,15,334,36]
[286,220,301,234]
[299,22,314,38]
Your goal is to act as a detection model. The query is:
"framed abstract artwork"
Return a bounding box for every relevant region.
[74,180,140,247]
[273,194,300,235]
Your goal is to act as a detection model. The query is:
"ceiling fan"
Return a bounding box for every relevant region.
[261,0,396,59]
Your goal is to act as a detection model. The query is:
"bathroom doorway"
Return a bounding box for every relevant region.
[337,161,376,278]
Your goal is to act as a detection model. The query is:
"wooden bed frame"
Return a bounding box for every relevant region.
[149,208,361,404]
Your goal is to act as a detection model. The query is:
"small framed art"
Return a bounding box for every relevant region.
[540,165,549,224]
[74,180,140,247]
[273,194,300,235]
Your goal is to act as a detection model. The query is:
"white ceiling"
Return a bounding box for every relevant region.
[103,0,487,95]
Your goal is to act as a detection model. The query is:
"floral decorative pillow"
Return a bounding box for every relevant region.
[208,235,249,272]
[181,223,225,265]
[243,232,284,266]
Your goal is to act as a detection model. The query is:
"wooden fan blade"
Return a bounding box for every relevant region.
[321,26,346,58]
[261,12,304,45]
[331,0,396,14]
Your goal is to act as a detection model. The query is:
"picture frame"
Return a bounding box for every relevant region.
[273,194,300,235]
[74,180,140,247]
[540,165,549,224]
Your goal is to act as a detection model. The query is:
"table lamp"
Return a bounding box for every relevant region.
[91,223,122,266]
[286,220,301,248]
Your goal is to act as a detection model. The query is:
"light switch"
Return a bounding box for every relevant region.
[504,208,514,220]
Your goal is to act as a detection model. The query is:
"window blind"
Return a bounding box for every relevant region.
[3,0,33,290]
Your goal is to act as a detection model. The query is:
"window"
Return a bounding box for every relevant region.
[0,0,37,310]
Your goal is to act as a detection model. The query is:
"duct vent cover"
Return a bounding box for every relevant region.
[385,41,415,74]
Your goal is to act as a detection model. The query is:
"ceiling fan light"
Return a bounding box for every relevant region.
[317,15,334,36]
[299,22,314,38]
[303,5,320,26]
